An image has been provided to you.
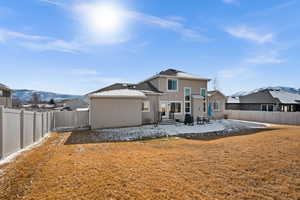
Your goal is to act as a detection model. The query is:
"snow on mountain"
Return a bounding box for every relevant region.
[232,86,300,97]
[12,89,83,102]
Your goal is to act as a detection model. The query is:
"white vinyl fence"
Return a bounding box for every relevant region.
[53,110,89,129]
[225,110,300,125]
[0,107,89,160]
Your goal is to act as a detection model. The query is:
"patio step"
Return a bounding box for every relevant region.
[160,119,177,125]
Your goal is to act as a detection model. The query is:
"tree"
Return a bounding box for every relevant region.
[212,77,219,91]
[32,93,41,106]
[49,99,55,105]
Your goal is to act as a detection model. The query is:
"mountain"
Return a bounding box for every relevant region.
[12,89,83,102]
[232,86,300,97]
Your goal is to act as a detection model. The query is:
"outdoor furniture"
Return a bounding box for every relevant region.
[197,116,204,125]
[184,114,194,126]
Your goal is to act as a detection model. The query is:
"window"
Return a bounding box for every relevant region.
[203,102,206,112]
[213,102,220,112]
[167,79,178,91]
[184,88,191,101]
[0,90,2,97]
[142,101,150,112]
[261,105,268,111]
[268,105,273,112]
[170,102,181,113]
[185,102,191,113]
[200,88,206,97]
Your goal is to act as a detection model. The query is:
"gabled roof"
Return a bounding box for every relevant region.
[138,68,210,84]
[88,81,162,95]
[207,90,226,98]
[89,89,147,99]
[0,83,13,91]
[269,90,300,104]
[227,96,240,103]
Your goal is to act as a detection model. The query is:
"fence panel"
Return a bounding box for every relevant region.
[53,111,89,129]
[22,111,35,148]
[35,112,43,141]
[3,108,21,157]
[225,110,300,125]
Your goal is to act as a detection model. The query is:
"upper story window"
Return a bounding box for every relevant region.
[167,79,178,91]
[200,88,206,97]
[184,87,191,101]
[0,90,3,97]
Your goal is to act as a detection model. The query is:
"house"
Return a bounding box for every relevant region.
[208,90,227,119]
[56,98,89,111]
[0,83,13,108]
[88,69,226,129]
[226,89,300,112]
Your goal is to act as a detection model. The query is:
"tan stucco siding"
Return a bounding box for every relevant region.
[142,95,159,124]
[0,97,12,108]
[159,78,208,101]
[208,92,226,119]
[90,98,142,129]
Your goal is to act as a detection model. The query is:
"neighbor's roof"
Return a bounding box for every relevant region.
[0,83,13,91]
[207,90,226,98]
[269,90,300,104]
[89,89,147,99]
[227,96,240,103]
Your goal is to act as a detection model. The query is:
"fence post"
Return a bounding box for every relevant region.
[20,110,24,149]
[33,112,36,142]
[0,106,4,159]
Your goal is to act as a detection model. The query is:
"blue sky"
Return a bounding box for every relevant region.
[0,0,299,95]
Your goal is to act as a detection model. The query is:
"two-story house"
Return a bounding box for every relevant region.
[0,83,13,108]
[88,69,225,129]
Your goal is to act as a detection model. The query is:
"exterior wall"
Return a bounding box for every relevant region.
[208,92,226,119]
[225,110,300,125]
[156,77,208,120]
[90,98,143,129]
[0,97,12,108]
[192,98,205,118]
[142,95,159,124]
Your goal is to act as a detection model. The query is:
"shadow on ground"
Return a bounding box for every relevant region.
[64,127,280,145]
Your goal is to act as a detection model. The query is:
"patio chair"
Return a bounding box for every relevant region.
[184,114,194,126]
[197,116,204,125]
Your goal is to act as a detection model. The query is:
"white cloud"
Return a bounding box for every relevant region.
[245,50,284,64]
[225,25,274,44]
[20,40,83,53]
[130,11,208,41]
[222,0,240,6]
[38,0,64,6]
[71,69,98,75]
[0,28,51,42]
[218,67,249,79]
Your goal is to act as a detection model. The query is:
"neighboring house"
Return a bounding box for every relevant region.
[88,69,226,129]
[0,83,13,108]
[57,98,89,111]
[208,90,227,119]
[226,89,300,112]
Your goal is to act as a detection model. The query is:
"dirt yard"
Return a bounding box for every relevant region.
[1,125,300,200]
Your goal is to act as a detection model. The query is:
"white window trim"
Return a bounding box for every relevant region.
[213,101,221,112]
[167,78,179,92]
[184,102,191,114]
[200,88,206,97]
[184,87,191,101]
[142,101,150,112]
[184,87,192,114]
[169,101,183,114]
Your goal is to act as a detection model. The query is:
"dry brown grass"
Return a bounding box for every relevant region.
[1,125,300,200]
